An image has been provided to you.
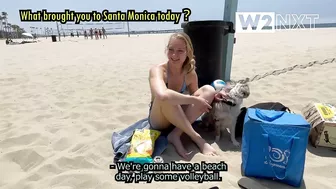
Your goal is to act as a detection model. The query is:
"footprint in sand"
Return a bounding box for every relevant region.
[33,135,51,146]
[105,123,118,130]
[26,173,42,182]
[55,155,98,170]
[49,173,102,189]
[70,112,81,119]
[56,95,68,101]
[87,105,105,112]
[33,114,53,122]
[90,98,111,104]
[116,104,130,112]
[116,115,137,123]
[1,95,11,100]
[46,125,62,134]
[69,143,88,153]
[116,90,127,96]
[104,91,115,97]
[51,137,72,151]
[79,128,91,136]
[298,96,320,103]
[21,93,33,99]
[54,102,71,109]
[27,163,62,182]
[86,121,106,131]
[3,148,45,172]
[0,133,40,148]
[0,78,19,86]
[63,112,81,119]
[0,77,16,82]
[287,82,302,88]
[0,122,12,132]
[135,102,149,109]
[0,103,16,111]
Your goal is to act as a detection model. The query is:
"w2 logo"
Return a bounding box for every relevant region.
[235,12,319,33]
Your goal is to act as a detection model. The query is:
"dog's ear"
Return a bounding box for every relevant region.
[227,80,237,86]
[242,92,250,98]
[238,83,250,98]
[244,84,251,97]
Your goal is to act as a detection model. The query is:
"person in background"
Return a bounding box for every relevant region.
[99,29,102,39]
[90,28,93,39]
[102,27,107,39]
[84,30,88,39]
[94,28,99,40]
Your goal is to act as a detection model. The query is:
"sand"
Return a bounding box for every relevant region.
[0,28,336,189]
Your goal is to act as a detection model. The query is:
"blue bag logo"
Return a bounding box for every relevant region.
[265,147,290,169]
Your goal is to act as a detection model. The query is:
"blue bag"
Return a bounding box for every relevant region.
[241,108,311,187]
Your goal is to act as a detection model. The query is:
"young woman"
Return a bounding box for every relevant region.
[148,32,222,159]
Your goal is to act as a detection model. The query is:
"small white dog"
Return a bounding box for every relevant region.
[201,82,250,147]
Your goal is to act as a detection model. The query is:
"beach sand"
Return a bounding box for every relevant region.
[0,28,335,189]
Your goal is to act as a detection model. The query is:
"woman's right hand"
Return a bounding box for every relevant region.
[214,90,230,101]
[193,96,212,113]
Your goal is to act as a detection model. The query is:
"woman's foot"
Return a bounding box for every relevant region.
[200,142,217,156]
[168,131,217,158]
[194,136,217,156]
[167,132,189,159]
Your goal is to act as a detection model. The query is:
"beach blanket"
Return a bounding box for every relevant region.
[111,116,203,163]
[111,118,168,163]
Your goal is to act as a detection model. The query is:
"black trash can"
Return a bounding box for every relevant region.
[51,35,57,42]
[181,20,235,87]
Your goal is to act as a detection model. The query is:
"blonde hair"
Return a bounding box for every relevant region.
[167,32,196,73]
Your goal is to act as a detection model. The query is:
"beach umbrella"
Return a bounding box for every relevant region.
[22,32,33,38]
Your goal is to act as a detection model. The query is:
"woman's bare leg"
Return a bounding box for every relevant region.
[168,85,217,157]
[149,85,217,158]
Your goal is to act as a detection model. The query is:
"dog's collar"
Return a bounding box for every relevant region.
[223,100,236,106]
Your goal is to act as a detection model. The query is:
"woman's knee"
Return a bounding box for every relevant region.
[200,85,216,98]
[155,98,180,111]
[201,84,216,92]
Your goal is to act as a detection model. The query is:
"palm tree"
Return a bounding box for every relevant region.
[4,25,9,37]
[11,24,19,38]
[16,27,26,38]
[0,15,3,38]
[2,12,8,21]
[1,12,8,38]
[2,12,8,29]
[0,12,26,39]
[7,23,12,36]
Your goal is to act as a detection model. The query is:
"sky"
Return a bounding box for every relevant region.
[1,0,336,33]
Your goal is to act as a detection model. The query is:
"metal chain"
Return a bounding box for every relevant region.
[236,58,336,84]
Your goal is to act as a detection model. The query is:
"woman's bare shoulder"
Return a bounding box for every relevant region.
[185,69,198,93]
[149,63,167,75]
[185,69,197,81]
